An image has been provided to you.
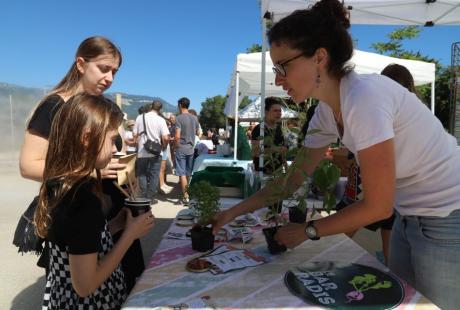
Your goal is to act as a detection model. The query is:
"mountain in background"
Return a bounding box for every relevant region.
[104,93,176,118]
[0,82,174,152]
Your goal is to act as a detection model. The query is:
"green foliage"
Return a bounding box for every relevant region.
[239,96,253,109]
[371,26,451,128]
[199,95,227,131]
[311,159,341,213]
[246,44,262,53]
[371,26,421,58]
[186,181,221,225]
[263,127,340,217]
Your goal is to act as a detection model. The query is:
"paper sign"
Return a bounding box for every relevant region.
[116,153,137,185]
[199,245,266,274]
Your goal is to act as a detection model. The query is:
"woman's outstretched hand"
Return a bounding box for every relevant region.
[274,223,308,249]
[211,209,235,235]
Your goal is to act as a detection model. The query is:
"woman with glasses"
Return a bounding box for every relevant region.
[212,0,460,308]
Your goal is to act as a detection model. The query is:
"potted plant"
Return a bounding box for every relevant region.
[186,180,221,252]
[260,127,341,253]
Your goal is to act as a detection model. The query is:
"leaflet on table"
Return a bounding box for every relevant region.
[200,245,266,274]
[166,225,189,240]
[222,226,253,243]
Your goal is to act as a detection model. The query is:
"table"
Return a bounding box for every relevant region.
[192,153,252,174]
[122,203,438,309]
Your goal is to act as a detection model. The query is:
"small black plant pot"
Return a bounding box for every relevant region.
[268,201,283,214]
[289,207,307,223]
[262,226,287,255]
[190,226,215,252]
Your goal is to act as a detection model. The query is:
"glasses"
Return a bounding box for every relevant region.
[272,53,304,77]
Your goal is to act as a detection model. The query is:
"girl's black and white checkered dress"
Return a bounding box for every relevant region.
[42,223,127,309]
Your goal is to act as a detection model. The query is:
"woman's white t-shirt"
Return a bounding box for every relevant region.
[305,71,460,217]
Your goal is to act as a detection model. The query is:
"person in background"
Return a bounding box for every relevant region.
[124,119,137,155]
[251,97,287,174]
[35,94,154,309]
[174,97,200,204]
[188,109,203,138]
[381,63,417,93]
[133,101,170,201]
[228,118,252,160]
[207,128,220,149]
[212,1,460,308]
[158,116,174,195]
[284,118,300,160]
[168,114,177,172]
[246,122,257,141]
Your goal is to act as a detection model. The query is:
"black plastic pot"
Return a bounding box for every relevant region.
[190,226,215,252]
[268,201,283,214]
[262,226,287,255]
[289,207,307,223]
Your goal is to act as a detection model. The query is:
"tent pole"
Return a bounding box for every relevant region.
[431,81,435,114]
[234,71,240,161]
[260,13,268,172]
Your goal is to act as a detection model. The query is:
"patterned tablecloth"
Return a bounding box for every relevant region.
[122,209,439,310]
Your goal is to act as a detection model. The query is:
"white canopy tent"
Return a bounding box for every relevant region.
[237,96,298,120]
[224,49,436,117]
[259,0,460,116]
[261,0,460,26]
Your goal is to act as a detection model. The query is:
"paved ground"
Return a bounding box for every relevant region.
[0,153,381,309]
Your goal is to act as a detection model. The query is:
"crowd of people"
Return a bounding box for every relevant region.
[17,0,460,308]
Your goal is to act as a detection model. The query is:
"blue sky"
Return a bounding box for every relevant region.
[1,0,458,111]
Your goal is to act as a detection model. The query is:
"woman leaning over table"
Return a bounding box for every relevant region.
[19,36,144,292]
[212,0,460,308]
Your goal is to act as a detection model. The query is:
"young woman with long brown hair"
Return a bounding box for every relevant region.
[20,36,145,292]
[35,93,154,309]
[20,36,123,181]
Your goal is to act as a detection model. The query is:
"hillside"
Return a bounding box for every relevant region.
[0,82,174,153]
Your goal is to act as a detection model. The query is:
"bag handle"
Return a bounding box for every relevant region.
[141,113,147,136]
[141,113,160,144]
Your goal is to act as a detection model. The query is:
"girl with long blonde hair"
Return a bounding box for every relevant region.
[35,93,154,309]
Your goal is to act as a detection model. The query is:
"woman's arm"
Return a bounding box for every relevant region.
[69,211,154,298]
[212,146,328,234]
[19,131,48,182]
[275,139,395,248]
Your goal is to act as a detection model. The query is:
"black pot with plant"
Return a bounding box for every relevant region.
[288,207,307,223]
[186,180,221,252]
[262,226,287,254]
[190,226,215,252]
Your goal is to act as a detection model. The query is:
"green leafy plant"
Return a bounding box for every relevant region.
[311,159,341,213]
[263,127,341,220]
[186,180,221,226]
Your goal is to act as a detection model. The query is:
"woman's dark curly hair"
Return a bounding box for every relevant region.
[268,0,354,79]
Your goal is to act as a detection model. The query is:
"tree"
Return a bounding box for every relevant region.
[246,44,262,53]
[240,96,252,109]
[371,26,451,128]
[199,95,227,131]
